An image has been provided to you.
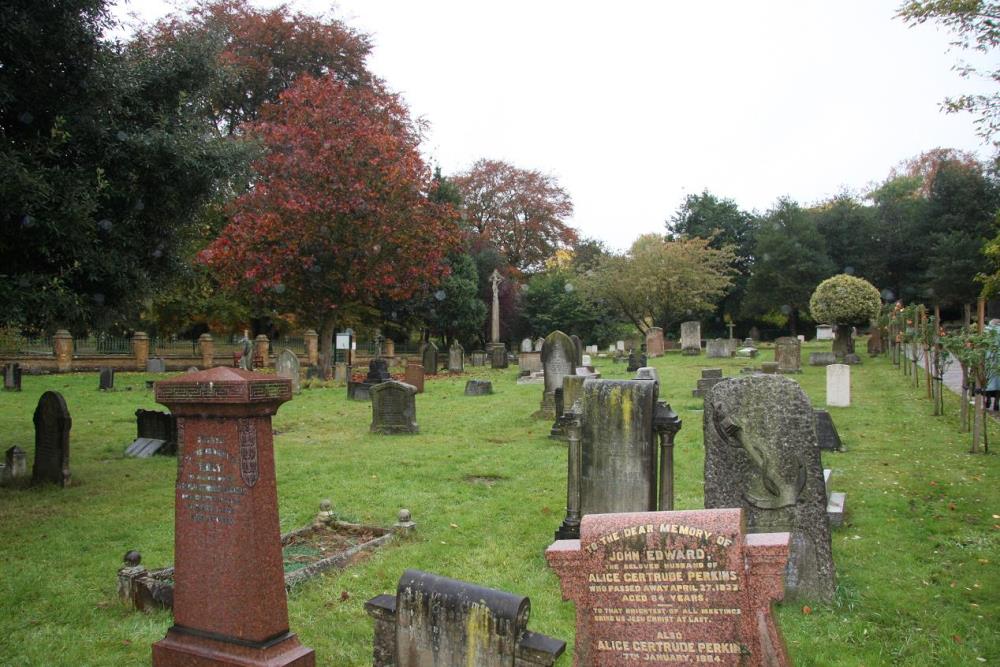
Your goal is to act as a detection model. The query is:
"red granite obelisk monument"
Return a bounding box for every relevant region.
[152,367,314,666]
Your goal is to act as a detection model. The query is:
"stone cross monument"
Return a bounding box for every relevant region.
[490,269,503,345]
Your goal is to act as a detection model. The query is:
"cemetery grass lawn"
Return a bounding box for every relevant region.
[0,344,997,666]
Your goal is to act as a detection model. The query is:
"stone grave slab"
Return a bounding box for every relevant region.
[32,391,71,487]
[706,338,730,359]
[704,375,835,601]
[98,367,115,391]
[522,337,534,352]
[540,331,576,418]
[518,350,543,373]
[546,509,791,667]
[404,362,424,393]
[814,410,842,451]
[146,357,166,373]
[815,325,834,340]
[634,367,659,386]
[572,334,584,368]
[625,351,647,373]
[490,345,509,369]
[692,369,724,399]
[365,569,565,667]
[808,352,837,366]
[370,381,418,434]
[1,446,27,485]
[275,349,301,393]
[422,342,439,375]
[680,321,701,355]
[125,409,178,457]
[773,337,801,373]
[470,350,488,366]
[645,327,664,357]
[536,337,546,352]
[826,364,850,407]
[448,342,465,373]
[464,379,493,396]
[4,362,22,391]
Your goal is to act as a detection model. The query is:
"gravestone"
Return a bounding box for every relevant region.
[547,509,791,667]
[367,357,391,383]
[748,326,761,341]
[519,351,543,373]
[773,337,801,373]
[404,362,424,393]
[448,341,465,373]
[680,321,701,355]
[470,350,488,366]
[422,342,439,375]
[634,366,659,386]
[826,364,850,407]
[692,368,724,398]
[586,344,598,354]
[146,357,166,373]
[706,338,730,358]
[490,345,508,369]
[540,331,576,418]
[275,349,301,394]
[31,391,72,487]
[535,337,546,352]
[1,446,27,485]
[151,367,314,666]
[645,327,665,357]
[867,332,883,356]
[370,381,418,434]
[625,351,647,373]
[704,374,836,601]
[125,409,178,458]
[571,334,584,368]
[365,569,565,667]
[616,340,625,352]
[521,337,533,352]
[98,367,115,391]
[464,379,493,396]
[4,363,22,391]
[816,325,834,340]
[814,410,842,451]
[809,352,837,366]
[761,362,779,374]
[581,354,593,368]
[551,375,586,439]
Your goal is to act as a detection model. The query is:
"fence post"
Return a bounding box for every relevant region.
[132,332,149,371]
[198,333,214,369]
[304,329,319,366]
[254,334,270,368]
[53,330,73,373]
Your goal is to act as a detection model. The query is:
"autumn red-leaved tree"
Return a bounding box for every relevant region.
[453,159,577,274]
[199,74,460,371]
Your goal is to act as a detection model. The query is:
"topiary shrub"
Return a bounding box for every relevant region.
[810,274,881,358]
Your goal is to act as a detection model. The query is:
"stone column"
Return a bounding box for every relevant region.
[383,338,394,357]
[254,334,270,368]
[152,367,314,666]
[653,403,682,511]
[490,269,502,345]
[53,330,73,373]
[303,329,319,366]
[132,331,150,371]
[198,333,214,368]
[554,404,582,540]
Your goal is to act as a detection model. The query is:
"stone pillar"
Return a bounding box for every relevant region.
[53,330,73,373]
[303,329,319,366]
[198,333,214,369]
[254,334,270,368]
[132,331,150,371]
[152,367,314,666]
[383,338,395,357]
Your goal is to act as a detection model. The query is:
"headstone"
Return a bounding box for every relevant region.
[521,337,533,352]
[748,326,761,341]
[540,331,576,418]
[99,367,115,391]
[404,362,424,393]
[815,325,834,341]
[797,334,805,342]
[365,569,565,667]
[773,336,801,373]
[551,375,586,439]
[680,321,701,355]
[736,345,758,358]
[826,364,850,407]
[490,345,508,369]
[535,337,546,352]
[370,381,418,434]
[704,374,836,601]
[644,326,665,357]
[581,354,593,367]
[518,351,542,373]
[814,410,842,451]
[448,341,465,373]
[151,367,313,666]
[843,353,862,365]
[125,409,178,458]
[31,391,72,487]
[186,366,199,373]
[464,379,493,396]
[760,361,779,374]
[571,334,584,368]
[706,338,730,358]
[808,352,837,366]
[422,342,439,375]
[625,351,647,373]
[367,357,391,383]
[615,340,625,352]
[692,368,725,398]
[586,344,598,354]
[146,357,166,373]
[4,362,22,391]
[275,349,301,394]
[634,366,659,386]
[470,350,488,366]
[547,509,791,667]
[334,362,348,383]
[2,446,27,484]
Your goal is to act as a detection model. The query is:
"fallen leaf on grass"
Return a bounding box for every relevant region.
[948,503,957,511]
[801,606,812,615]
[952,635,963,644]
[340,590,350,601]
[449,523,459,528]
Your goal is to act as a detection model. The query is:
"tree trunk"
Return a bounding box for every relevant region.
[788,309,798,337]
[832,325,854,358]
[320,316,336,380]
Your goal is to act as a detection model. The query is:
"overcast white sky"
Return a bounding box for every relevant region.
[114,0,995,250]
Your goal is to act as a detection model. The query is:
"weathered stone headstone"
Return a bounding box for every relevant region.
[826,364,850,407]
[581,354,593,368]
[521,337,533,352]
[692,368,724,398]
[540,331,576,418]
[146,357,166,373]
[152,367,314,666]
[464,379,493,396]
[519,351,542,373]
[704,374,836,601]
[365,569,565,667]
[571,334,584,368]
[808,352,837,366]
[773,336,801,373]
[490,345,508,369]
[634,366,659,386]
[31,391,72,487]
[748,326,761,341]
[625,351,647,373]
[645,326,665,357]
[547,509,791,667]
[448,341,465,373]
[404,362,424,393]
[814,409,842,451]
[1,446,27,485]
[470,350,488,366]
[98,367,115,391]
[275,349,301,394]
[867,332,883,356]
[551,375,586,439]
[535,337,546,352]
[4,362,22,391]
[125,409,178,458]
[616,340,625,352]
[422,342,439,375]
[680,321,701,355]
[815,325,834,340]
[370,381,418,434]
[586,344,598,354]
[706,338,730,358]
[761,361,779,374]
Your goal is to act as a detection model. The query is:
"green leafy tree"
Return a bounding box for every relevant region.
[809,274,882,355]
[419,254,487,348]
[812,194,881,280]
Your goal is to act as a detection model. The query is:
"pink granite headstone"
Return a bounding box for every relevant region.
[546,509,790,666]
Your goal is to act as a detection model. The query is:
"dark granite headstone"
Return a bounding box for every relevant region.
[3,363,22,391]
[704,375,835,601]
[448,341,464,373]
[625,351,647,373]
[540,331,575,418]
[31,391,72,487]
[99,367,115,391]
[275,349,301,393]
[146,357,166,373]
[814,409,843,451]
[464,379,493,396]
[366,357,391,383]
[422,342,439,375]
[571,334,584,368]
[370,381,418,434]
[125,409,178,457]
[365,569,565,667]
